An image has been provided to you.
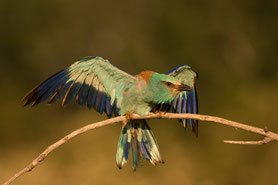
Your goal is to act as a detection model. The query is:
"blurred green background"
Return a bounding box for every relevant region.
[1,0,278,185]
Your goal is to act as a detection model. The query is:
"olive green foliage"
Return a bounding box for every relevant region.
[1,0,278,185]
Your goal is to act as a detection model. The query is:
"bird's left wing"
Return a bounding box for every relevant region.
[23,56,135,117]
[154,65,198,136]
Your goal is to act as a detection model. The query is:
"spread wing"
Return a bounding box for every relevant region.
[154,65,198,136]
[23,56,135,117]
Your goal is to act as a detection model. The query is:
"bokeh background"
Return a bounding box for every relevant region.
[1,0,278,185]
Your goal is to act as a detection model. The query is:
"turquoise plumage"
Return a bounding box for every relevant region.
[23,56,198,170]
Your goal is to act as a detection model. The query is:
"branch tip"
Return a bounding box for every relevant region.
[224,137,273,145]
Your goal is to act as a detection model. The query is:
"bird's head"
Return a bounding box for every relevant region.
[138,71,192,104]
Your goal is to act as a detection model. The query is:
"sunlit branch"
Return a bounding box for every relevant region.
[3,113,278,185]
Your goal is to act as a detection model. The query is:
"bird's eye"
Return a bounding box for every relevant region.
[165,82,173,86]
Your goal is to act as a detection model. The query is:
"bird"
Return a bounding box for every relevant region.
[23,56,198,170]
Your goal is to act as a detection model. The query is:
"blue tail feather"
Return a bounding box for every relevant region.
[139,142,151,160]
[131,137,138,170]
[116,120,163,170]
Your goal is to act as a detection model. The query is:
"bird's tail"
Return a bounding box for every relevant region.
[116,119,163,170]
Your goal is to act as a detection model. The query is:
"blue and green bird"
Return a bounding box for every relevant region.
[23,56,198,170]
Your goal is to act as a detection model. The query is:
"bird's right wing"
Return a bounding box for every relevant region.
[167,65,198,136]
[154,65,198,136]
[23,56,135,117]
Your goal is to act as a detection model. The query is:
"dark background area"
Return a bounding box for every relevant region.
[1,0,278,184]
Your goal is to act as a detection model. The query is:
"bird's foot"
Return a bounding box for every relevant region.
[122,112,131,128]
[126,112,131,122]
[154,110,166,118]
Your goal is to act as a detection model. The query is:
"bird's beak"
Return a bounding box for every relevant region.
[177,84,192,91]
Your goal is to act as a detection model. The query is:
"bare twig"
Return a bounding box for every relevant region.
[3,113,278,185]
[224,137,273,145]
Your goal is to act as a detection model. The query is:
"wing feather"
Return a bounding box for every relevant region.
[23,56,135,117]
[76,73,94,105]
[63,71,88,105]
[160,65,198,136]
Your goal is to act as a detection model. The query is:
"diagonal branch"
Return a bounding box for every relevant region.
[3,113,278,185]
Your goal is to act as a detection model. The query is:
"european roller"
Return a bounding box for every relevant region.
[23,56,198,170]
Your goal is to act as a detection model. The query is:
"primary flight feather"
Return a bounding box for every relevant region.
[23,56,198,170]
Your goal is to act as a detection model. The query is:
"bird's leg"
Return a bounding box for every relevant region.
[122,112,131,128]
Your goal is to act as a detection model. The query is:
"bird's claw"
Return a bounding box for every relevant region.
[122,112,131,128]
[154,110,166,118]
[126,112,131,122]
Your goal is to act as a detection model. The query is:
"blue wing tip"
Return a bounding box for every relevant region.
[166,65,189,74]
[78,56,108,63]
